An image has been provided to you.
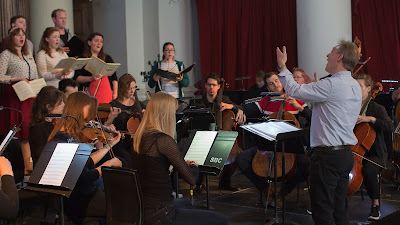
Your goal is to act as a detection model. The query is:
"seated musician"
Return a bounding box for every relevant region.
[0,156,19,220]
[194,72,246,191]
[48,91,122,224]
[131,92,227,225]
[103,73,146,168]
[353,74,393,221]
[239,72,312,207]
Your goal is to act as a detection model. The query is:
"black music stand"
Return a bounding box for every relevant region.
[241,121,309,225]
[0,126,20,156]
[24,141,93,225]
[182,130,238,209]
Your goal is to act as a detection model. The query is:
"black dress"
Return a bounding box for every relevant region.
[108,99,146,168]
[29,121,54,167]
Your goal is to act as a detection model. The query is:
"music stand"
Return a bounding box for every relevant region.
[241,121,309,224]
[182,130,238,209]
[24,141,93,225]
[0,126,20,156]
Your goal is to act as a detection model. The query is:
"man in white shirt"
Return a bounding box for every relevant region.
[276,40,361,225]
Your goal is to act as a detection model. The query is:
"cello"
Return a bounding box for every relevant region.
[215,78,242,164]
[347,82,383,195]
[252,95,298,178]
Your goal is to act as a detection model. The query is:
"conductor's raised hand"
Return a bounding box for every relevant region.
[276,46,287,66]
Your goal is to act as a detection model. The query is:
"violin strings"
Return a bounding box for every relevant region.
[95,114,115,159]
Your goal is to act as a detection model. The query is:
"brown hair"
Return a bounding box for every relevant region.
[39,27,63,57]
[48,92,98,141]
[337,40,361,72]
[51,9,66,19]
[353,73,374,94]
[83,32,106,60]
[7,28,29,56]
[133,92,177,153]
[292,67,305,74]
[265,71,278,81]
[255,70,266,79]
[117,73,136,102]
[30,86,64,126]
[205,72,221,85]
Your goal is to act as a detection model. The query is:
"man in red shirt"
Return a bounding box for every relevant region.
[239,72,311,207]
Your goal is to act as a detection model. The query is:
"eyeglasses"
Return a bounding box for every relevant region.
[164,49,175,53]
[206,83,219,87]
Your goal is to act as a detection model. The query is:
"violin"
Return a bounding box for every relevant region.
[97,103,135,122]
[347,82,383,195]
[252,94,298,178]
[80,120,117,144]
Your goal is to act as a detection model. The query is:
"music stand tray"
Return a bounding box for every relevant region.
[24,141,93,225]
[182,130,238,209]
[241,121,309,224]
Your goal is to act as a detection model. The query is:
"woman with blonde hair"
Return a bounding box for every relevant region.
[132,92,227,225]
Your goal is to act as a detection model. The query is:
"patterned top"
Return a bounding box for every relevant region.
[36,50,74,87]
[0,49,38,82]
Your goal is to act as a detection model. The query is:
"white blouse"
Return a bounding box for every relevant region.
[0,49,38,82]
[36,50,74,87]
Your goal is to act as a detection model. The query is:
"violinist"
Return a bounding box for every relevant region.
[239,72,312,207]
[132,92,227,225]
[195,72,245,192]
[29,86,65,167]
[353,74,393,221]
[103,73,146,168]
[48,91,122,224]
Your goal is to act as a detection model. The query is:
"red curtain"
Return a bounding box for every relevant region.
[196,0,297,90]
[352,0,400,89]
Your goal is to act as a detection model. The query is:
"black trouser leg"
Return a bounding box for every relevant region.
[310,148,353,225]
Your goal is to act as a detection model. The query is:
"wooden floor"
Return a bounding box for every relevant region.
[6,171,400,225]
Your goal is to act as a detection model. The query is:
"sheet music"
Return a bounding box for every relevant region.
[241,121,300,141]
[39,143,79,186]
[184,131,217,165]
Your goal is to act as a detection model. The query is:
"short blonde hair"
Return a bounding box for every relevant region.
[133,92,177,153]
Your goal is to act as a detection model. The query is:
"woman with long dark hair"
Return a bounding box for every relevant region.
[0,28,39,174]
[74,32,118,103]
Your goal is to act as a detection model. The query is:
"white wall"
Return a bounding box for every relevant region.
[30,0,74,51]
[92,0,127,77]
[157,0,196,96]
[297,0,352,77]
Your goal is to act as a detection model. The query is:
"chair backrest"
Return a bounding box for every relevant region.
[102,166,144,225]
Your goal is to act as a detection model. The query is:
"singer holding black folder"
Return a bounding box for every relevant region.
[47,91,122,224]
[29,86,65,167]
[148,42,189,98]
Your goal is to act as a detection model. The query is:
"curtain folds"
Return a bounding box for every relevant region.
[352,0,400,85]
[196,0,298,90]
[0,0,30,40]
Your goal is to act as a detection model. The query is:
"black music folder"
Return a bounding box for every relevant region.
[156,63,195,81]
[64,36,84,57]
[183,131,237,171]
[25,141,93,197]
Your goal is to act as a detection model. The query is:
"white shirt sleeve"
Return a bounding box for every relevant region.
[36,50,56,81]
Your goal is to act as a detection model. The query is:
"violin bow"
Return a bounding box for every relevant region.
[95,114,116,158]
[352,36,372,75]
[93,76,103,97]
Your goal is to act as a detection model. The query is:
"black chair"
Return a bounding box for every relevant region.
[102,166,144,225]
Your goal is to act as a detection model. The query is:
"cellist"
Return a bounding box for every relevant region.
[193,72,246,192]
[239,72,312,208]
[353,74,393,221]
